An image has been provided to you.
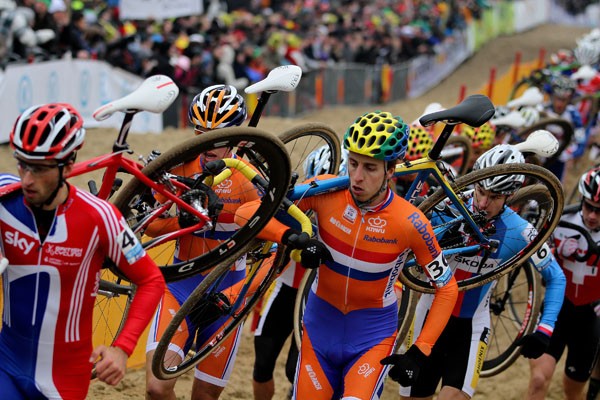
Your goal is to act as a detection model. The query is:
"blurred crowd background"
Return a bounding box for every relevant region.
[0,0,492,95]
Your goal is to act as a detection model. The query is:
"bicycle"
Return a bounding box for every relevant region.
[151,94,564,380]
[0,72,298,376]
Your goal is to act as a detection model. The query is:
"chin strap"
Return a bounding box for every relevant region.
[351,175,389,208]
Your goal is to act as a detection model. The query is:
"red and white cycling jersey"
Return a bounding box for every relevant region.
[553,210,600,306]
[0,183,164,399]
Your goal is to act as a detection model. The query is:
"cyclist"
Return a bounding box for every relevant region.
[144,84,253,400]
[237,110,458,399]
[0,103,165,399]
[398,144,566,400]
[527,166,600,400]
[251,146,342,400]
[542,75,587,181]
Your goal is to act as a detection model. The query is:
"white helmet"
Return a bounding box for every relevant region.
[303,145,332,179]
[574,41,600,66]
[473,145,525,194]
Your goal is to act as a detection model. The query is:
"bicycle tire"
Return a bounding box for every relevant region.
[91,271,135,378]
[292,269,417,352]
[112,127,291,282]
[442,135,473,177]
[152,239,286,379]
[278,122,341,181]
[481,261,541,377]
[516,117,574,165]
[399,163,563,293]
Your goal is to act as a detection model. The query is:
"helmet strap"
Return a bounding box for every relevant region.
[42,164,66,207]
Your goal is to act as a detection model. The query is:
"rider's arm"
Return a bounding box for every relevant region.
[530,242,566,336]
[406,208,458,355]
[107,212,165,356]
[234,200,294,243]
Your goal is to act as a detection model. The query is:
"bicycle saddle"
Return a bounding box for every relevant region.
[92,75,180,121]
[514,129,559,157]
[507,87,544,109]
[419,94,495,127]
[491,110,526,128]
[245,65,302,94]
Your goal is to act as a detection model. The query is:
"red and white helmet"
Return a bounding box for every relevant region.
[10,103,85,162]
[579,167,600,203]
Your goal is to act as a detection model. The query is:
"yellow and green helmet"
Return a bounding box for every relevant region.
[343,111,409,162]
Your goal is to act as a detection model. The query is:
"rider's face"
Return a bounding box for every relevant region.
[348,152,393,204]
[200,146,231,164]
[473,184,509,220]
[551,94,571,114]
[582,199,600,231]
[16,158,63,207]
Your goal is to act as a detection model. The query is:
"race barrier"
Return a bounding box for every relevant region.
[0,59,164,143]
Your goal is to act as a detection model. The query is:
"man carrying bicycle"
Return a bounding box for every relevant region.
[396,144,566,400]
[527,166,600,400]
[144,84,256,400]
[0,103,165,399]
[238,110,458,399]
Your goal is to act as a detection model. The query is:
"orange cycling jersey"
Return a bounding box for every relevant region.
[237,175,457,355]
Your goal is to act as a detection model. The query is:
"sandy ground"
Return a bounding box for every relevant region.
[0,23,593,399]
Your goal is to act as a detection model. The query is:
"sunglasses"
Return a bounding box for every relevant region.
[582,200,600,214]
[15,159,59,176]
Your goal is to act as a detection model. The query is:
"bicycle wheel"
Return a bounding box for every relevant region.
[278,123,341,181]
[112,127,291,282]
[441,135,473,177]
[152,239,287,379]
[481,261,541,377]
[292,269,417,352]
[516,118,574,165]
[399,163,563,293]
[91,270,135,378]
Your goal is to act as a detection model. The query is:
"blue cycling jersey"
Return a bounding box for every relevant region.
[427,198,565,333]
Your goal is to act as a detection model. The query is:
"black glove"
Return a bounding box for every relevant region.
[518,331,550,359]
[300,239,333,269]
[380,345,427,386]
[282,229,310,250]
[178,189,206,228]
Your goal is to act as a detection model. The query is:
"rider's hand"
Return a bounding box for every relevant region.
[282,229,310,250]
[380,345,427,386]
[518,331,550,359]
[300,239,333,269]
[178,189,204,228]
[90,345,128,386]
[557,237,578,258]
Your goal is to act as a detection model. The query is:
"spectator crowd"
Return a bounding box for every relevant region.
[0,0,490,94]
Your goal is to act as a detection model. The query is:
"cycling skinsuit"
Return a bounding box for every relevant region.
[0,179,164,400]
[254,174,458,400]
[547,208,600,381]
[402,198,565,397]
[146,155,260,386]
